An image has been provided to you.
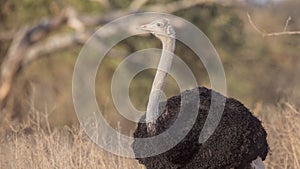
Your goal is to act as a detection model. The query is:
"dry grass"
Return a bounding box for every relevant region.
[0,103,299,169]
[263,102,300,169]
[0,110,143,169]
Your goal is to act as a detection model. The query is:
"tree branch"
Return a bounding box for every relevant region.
[0,8,70,108]
[23,32,89,65]
[247,12,300,37]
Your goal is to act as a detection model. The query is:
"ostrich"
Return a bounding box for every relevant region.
[132,18,268,169]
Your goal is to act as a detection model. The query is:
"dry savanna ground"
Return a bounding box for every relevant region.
[0,102,299,169]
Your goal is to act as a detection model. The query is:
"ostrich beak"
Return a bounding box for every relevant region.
[138,24,152,32]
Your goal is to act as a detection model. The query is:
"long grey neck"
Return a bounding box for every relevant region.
[146,37,175,134]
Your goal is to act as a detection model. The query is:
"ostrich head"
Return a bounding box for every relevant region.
[139,18,175,41]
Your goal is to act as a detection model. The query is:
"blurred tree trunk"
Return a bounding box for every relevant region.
[0,11,69,109]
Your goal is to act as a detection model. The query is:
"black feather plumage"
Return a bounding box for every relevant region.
[132,87,268,169]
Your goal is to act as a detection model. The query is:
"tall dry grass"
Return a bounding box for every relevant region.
[262,102,300,169]
[0,103,299,169]
[0,109,143,169]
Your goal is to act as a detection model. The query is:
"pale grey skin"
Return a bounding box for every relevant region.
[139,18,175,135]
[138,18,265,169]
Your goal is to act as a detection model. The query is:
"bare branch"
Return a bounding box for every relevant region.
[65,7,86,33]
[78,0,228,27]
[0,9,69,107]
[247,12,300,37]
[247,12,267,35]
[23,33,89,65]
[283,16,291,32]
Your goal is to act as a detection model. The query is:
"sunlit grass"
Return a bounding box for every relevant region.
[0,103,299,169]
[0,109,143,169]
[263,102,300,169]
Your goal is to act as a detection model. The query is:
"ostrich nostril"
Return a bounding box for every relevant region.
[137,25,149,31]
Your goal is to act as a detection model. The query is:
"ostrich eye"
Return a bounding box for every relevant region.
[156,23,162,27]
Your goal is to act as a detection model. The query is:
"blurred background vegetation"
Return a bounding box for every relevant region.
[0,0,299,132]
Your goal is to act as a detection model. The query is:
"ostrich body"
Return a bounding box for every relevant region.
[132,19,268,169]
